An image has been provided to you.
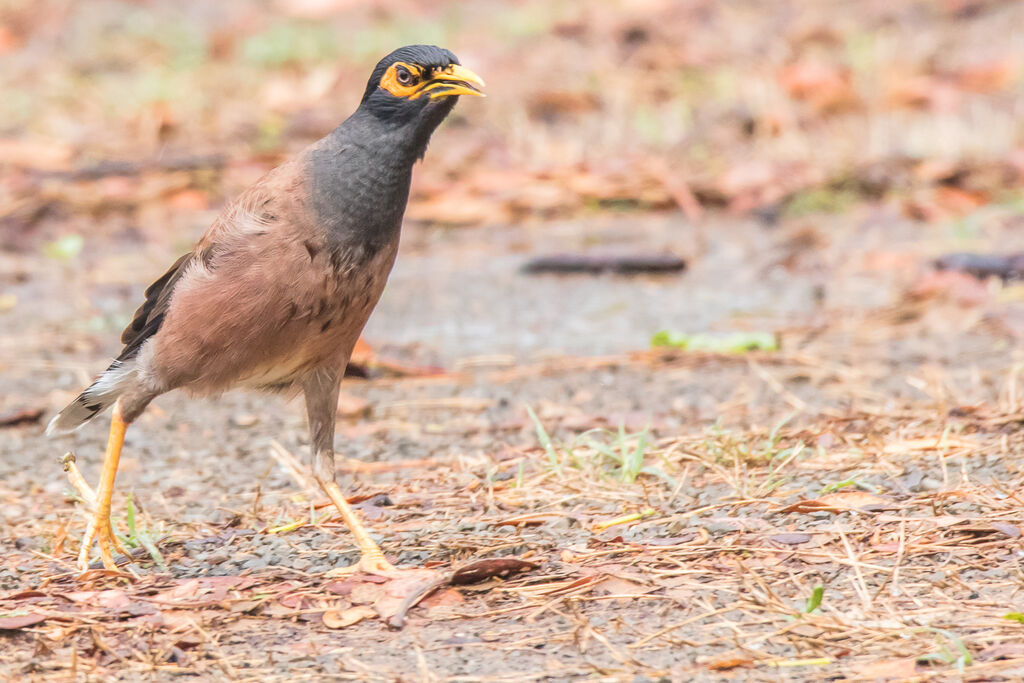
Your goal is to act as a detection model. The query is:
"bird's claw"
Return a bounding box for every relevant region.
[326,550,398,578]
[358,551,398,575]
[77,514,129,573]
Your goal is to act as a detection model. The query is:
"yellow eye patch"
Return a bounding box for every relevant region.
[379,62,425,98]
[378,62,486,100]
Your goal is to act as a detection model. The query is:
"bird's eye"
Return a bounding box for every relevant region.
[396,67,414,85]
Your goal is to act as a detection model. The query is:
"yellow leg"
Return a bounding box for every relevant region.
[320,480,397,574]
[77,403,131,572]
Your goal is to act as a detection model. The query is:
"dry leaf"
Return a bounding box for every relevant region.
[769,533,813,545]
[0,612,46,630]
[706,656,753,671]
[450,558,539,585]
[278,593,314,610]
[322,605,376,629]
[0,590,47,601]
[856,658,918,679]
[372,570,447,629]
[989,522,1022,539]
[782,491,895,514]
[66,589,131,610]
[884,436,977,453]
[593,575,652,597]
[420,588,465,608]
[349,582,386,605]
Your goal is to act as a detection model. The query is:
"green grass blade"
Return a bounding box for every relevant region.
[803,585,824,613]
[126,494,137,538]
[527,406,562,476]
[136,530,167,571]
[621,425,649,483]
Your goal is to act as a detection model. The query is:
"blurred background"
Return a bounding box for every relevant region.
[3,0,1024,369]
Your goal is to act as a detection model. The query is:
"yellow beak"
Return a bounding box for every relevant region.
[418,64,486,99]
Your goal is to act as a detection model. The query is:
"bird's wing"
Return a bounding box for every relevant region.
[115,161,297,365]
[118,252,200,361]
[124,152,393,393]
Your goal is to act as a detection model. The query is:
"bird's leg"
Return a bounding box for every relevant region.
[304,369,396,575]
[318,477,396,574]
[77,401,131,572]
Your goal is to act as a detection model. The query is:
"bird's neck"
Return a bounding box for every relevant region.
[350,99,456,162]
[309,111,443,257]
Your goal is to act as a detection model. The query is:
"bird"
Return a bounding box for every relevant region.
[47,44,484,574]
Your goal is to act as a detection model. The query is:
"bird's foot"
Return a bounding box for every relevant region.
[77,512,130,573]
[327,549,398,577]
[357,550,398,575]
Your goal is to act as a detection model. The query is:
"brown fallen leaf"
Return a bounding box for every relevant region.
[769,533,813,545]
[884,436,978,453]
[349,582,387,606]
[420,588,465,609]
[856,658,918,680]
[990,522,1022,539]
[149,576,258,605]
[706,656,753,671]
[978,642,1024,661]
[782,491,895,514]
[323,573,388,596]
[871,543,901,553]
[373,570,447,629]
[492,513,557,527]
[450,558,539,585]
[0,612,46,630]
[592,575,652,597]
[322,605,376,629]
[278,592,315,610]
[0,590,47,601]
[228,600,263,614]
[0,407,43,428]
[66,589,131,611]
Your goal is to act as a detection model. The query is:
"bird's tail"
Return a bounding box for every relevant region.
[47,360,137,435]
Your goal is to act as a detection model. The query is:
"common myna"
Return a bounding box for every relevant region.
[48,45,484,573]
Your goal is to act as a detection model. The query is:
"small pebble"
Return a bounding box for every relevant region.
[242,557,268,571]
[205,550,230,564]
[231,414,259,428]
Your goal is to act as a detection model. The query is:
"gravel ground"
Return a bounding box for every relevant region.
[2,209,1024,680]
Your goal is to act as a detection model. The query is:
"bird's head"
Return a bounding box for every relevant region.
[359,45,485,130]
